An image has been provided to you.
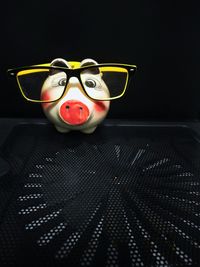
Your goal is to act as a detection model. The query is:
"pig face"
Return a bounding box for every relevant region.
[41,58,110,133]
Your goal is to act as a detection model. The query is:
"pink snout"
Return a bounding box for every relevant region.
[59,100,90,125]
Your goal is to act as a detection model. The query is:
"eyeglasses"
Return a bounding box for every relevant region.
[7,62,137,102]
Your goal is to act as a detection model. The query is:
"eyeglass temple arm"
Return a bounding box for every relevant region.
[128,66,137,83]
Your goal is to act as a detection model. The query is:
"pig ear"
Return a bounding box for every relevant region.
[49,58,70,75]
[80,58,98,67]
[80,58,100,74]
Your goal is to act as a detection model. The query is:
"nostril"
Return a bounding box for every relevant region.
[60,101,89,125]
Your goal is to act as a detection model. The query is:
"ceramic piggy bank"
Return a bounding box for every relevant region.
[8,59,137,133]
[41,58,110,134]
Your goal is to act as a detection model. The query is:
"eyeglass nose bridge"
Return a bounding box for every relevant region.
[61,74,89,100]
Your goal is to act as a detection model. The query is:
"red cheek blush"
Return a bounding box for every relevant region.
[41,90,51,101]
[94,101,107,112]
[41,91,52,108]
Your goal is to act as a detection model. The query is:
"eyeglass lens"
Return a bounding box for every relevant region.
[17,66,128,102]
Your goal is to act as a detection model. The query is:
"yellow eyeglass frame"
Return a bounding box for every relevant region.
[7,61,137,102]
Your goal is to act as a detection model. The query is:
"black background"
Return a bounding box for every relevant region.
[1,0,200,121]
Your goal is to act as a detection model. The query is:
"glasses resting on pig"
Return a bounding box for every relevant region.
[8,58,137,134]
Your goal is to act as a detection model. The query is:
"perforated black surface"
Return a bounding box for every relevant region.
[0,124,200,266]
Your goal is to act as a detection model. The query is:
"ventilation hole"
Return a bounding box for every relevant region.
[24,183,42,188]
[114,145,121,159]
[18,203,47,215]
[25,209,62,230]
[188,191,200,196]
[143,158,170,171]
[182,220,200,230]
[45,157,54,162]
[28,173,42,178]
[83,170,96,175]
[123,210,144,266]
[37,222,67,246]
[81,204,102,231]
[131,149,146,165]
[80,216,104,266]
[55,232,81,259]
[174,246,193,265]
[177,172,194,177]
[106,244,119,267]
[35,164,45,169]
[18,194,43,201]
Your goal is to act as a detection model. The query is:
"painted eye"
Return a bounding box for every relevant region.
[58,78,67,86]
[85,79,96,88]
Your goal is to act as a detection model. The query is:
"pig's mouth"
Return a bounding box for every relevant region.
[59,100,90,126]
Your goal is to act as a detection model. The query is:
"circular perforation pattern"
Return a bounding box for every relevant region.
[28,173,43,178]
[18,194,43,201]
[25,209,62,230]
[106,244,119,267]
[55,232,81,259]
[24,183,42,188]
[80,216,104,266]
[37,222,67,246]
[1,125,200,266]
[18,203,47,215]
[17,137,200,267]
